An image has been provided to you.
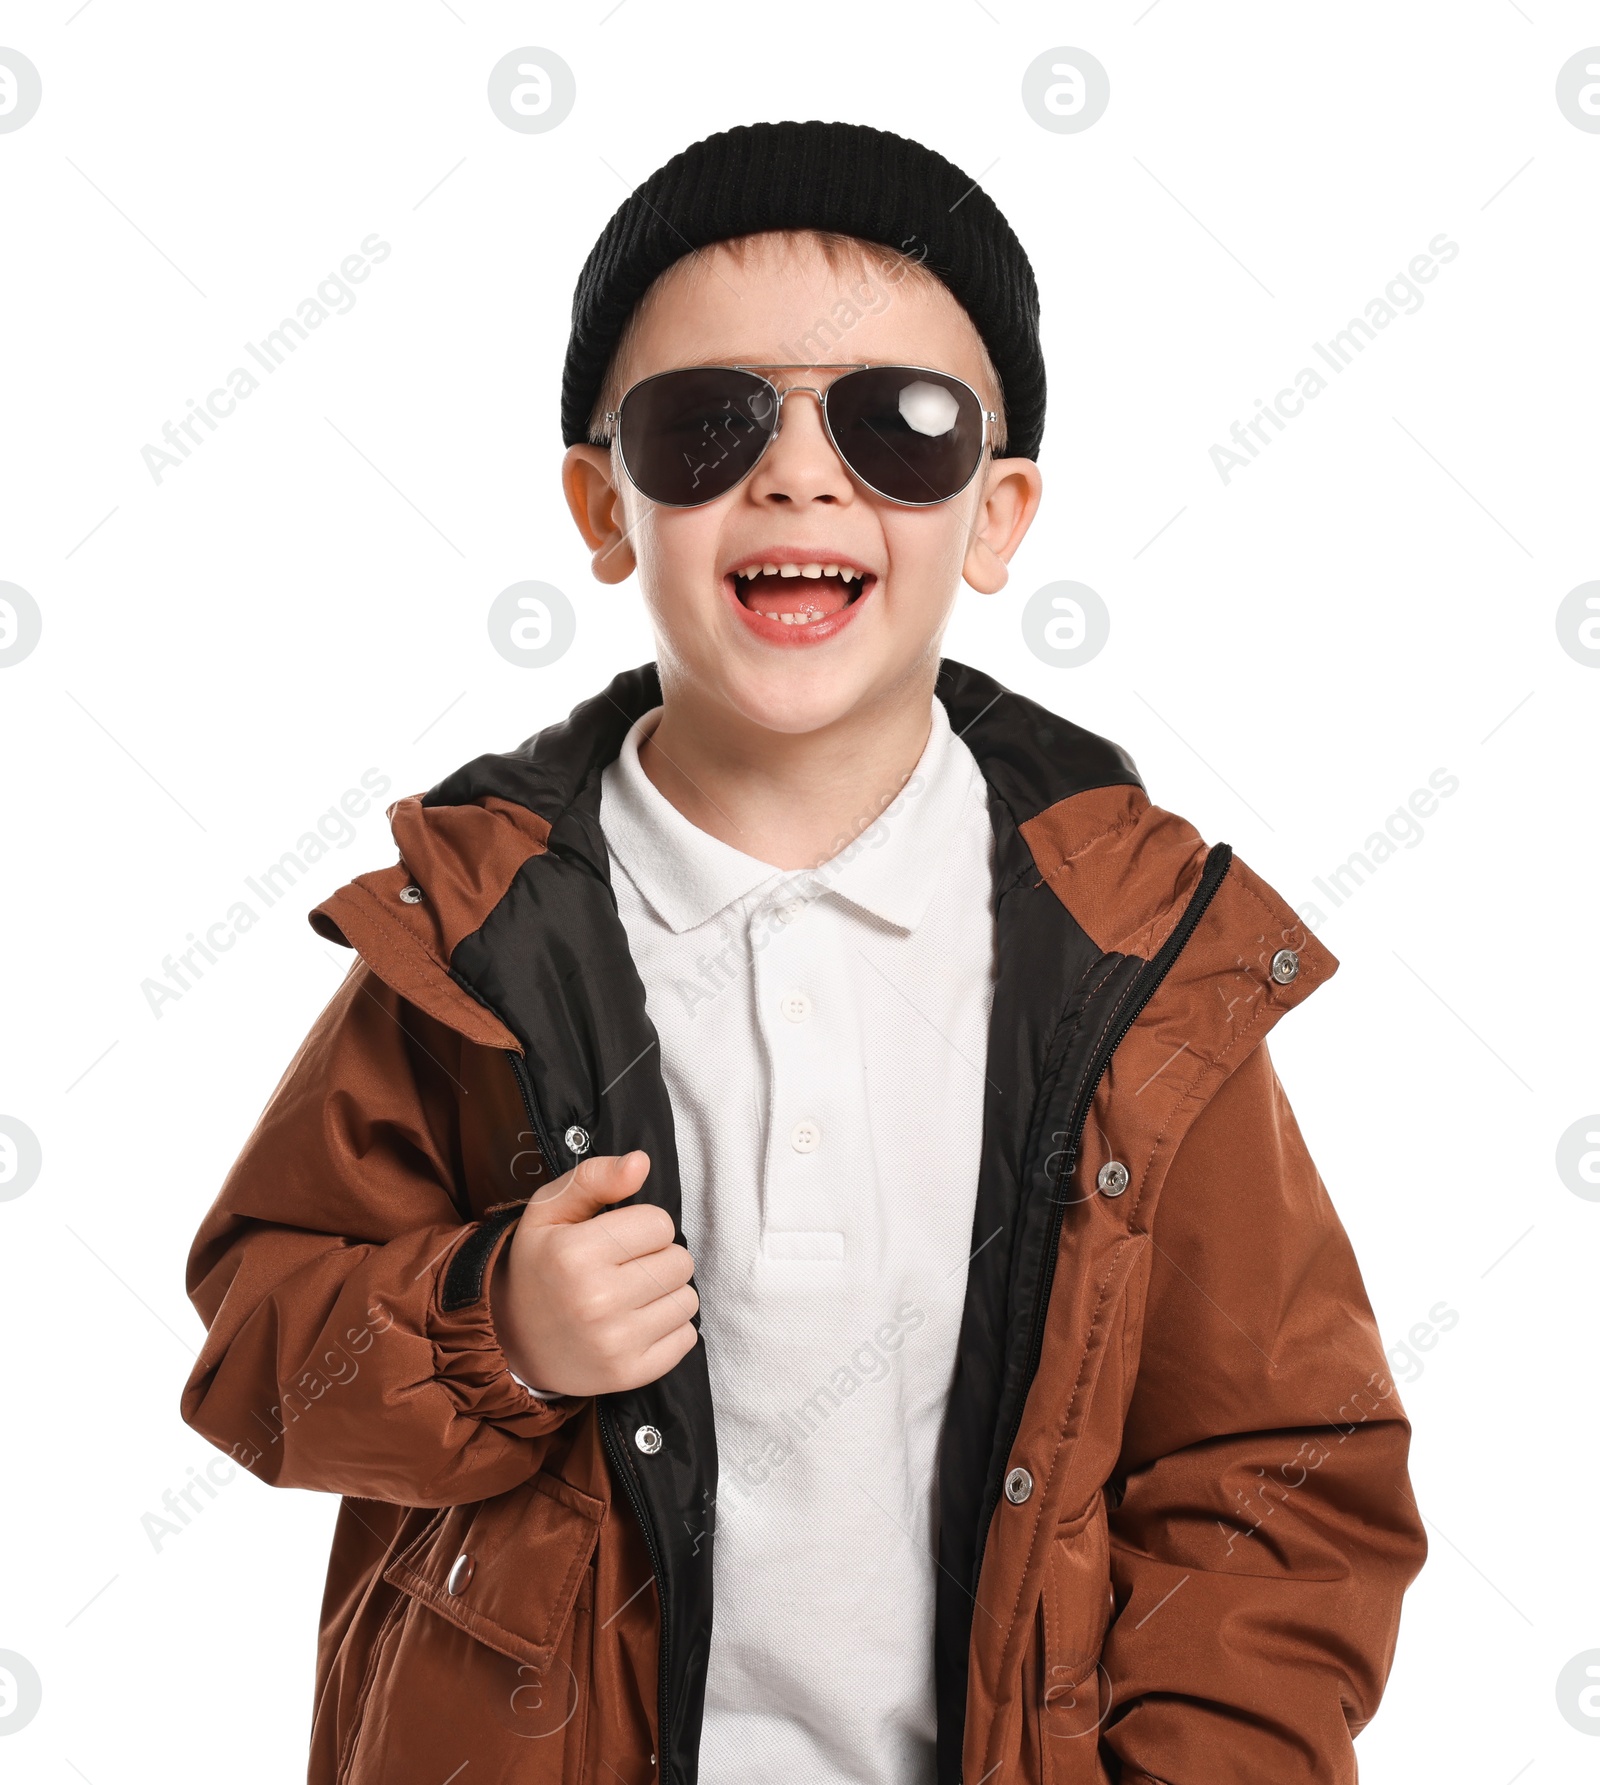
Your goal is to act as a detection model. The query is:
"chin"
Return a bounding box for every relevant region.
[720,660,877,736]
[722,636,942,740]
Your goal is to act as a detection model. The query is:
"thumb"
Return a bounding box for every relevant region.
[520,1149,650,1226]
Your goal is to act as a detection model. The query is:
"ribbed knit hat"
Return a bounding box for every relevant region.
[560,119,1045,461]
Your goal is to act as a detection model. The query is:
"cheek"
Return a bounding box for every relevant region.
[882,509,975,594]
[633,508,729,620]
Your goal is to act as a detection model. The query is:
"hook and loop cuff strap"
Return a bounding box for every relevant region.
[440,1202,525,1314]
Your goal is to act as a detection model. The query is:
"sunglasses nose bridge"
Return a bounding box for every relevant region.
[765,383,827,438]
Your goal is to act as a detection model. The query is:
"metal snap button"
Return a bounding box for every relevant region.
[447,1552,475,1596]
[790,1119,821,1154]
[564,1125,591,1156]
[1270,947,1300,985]
[1004,1466,1034,1504]
[1097,1160,1130,1197]
[635,1424,663,1455]
[398,884,424,905]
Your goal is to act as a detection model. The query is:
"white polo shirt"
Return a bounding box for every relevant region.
[598,693,998,1785]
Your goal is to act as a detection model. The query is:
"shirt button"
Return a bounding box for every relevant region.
[775,899,805,925]
[790,1119,821,1153]
[780,991,811,1022]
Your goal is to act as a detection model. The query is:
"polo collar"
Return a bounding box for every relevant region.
[600,696,983,937]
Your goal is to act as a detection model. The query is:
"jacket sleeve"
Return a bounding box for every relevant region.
[1102,1037,1427,1785]
[179,958,584,1508]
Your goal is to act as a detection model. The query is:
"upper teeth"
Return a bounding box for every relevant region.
[736,563,863,582]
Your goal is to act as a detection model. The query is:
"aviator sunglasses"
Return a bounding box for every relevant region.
[600,363,998,509]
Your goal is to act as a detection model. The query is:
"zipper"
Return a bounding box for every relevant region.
[598,1398,673,1784]
[506,1050,567,1183]
[970,842,1233,1593]
[503,1048,674,1785]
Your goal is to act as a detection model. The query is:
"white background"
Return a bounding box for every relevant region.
[2,4,1597,1781]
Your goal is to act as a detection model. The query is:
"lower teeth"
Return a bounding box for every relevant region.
[737,582,865,624]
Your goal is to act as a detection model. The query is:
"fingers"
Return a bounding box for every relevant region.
[629,1318,700,1390]
[611,1270,700,1351]
[585,1201,683,1266]
[521,1148,651,1227]
[578,1230,697,1313]
[495,1143,702,1395]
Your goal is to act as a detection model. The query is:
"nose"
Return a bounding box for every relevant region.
[745,384,854,506]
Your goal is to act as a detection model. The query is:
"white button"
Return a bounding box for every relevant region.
[790,1120,821,1153]
[780,991,811,1022]
[775,899,805,925]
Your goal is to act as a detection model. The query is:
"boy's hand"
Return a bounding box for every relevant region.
[489,1150,699,1397]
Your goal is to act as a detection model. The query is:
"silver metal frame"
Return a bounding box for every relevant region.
[600,362,999,509]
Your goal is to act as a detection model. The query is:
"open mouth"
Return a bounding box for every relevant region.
[729,562,873,628]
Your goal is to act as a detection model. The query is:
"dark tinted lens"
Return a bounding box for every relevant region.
[617,368,777,505]
[824,367,984,503]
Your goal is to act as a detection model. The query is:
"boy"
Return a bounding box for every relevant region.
[181,120,1426,1785]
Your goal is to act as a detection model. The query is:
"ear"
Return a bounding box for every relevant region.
[961,455,1044,595]
[562,444,636,585]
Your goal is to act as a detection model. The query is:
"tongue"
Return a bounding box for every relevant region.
[738,571,852,620]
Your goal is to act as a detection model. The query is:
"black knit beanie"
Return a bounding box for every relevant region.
[560,119,1045,462]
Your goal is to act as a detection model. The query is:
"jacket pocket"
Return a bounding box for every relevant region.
[1039,1489,1115,1784]
[341,1471,605,1785]
[382,1469,604,1667]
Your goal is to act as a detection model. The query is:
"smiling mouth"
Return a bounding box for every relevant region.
[730,563,871,626]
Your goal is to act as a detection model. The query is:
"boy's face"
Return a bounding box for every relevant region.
[562,232,1043,737]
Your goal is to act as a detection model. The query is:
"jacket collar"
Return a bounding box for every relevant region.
[311,658,1151,1058]
[421,657,1146,852]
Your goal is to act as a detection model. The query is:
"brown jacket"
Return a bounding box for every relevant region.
[181,658,1426,1785]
